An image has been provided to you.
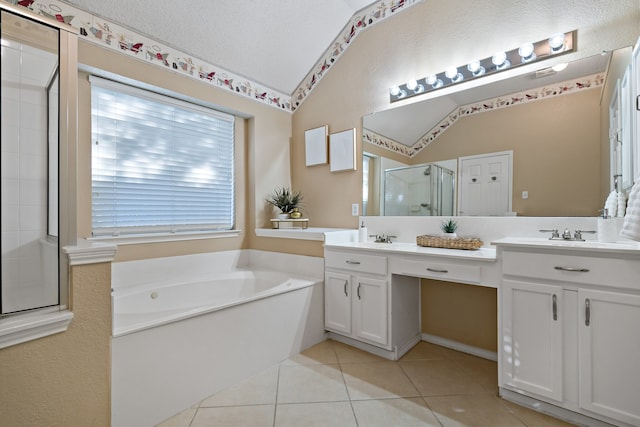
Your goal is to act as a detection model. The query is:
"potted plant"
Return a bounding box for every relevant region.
[266,186,303,219]
[440,218,458,238]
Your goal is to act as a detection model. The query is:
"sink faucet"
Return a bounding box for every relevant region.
[540,228,595,241]
[369,234,396,243]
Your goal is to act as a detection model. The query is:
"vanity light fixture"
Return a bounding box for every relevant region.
[389,30,575,103]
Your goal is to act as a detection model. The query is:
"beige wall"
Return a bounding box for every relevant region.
[421,280,498,352]
[410,88,602,217]
[0,263,112,427]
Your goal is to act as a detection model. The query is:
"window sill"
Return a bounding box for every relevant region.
[87,229,242,246]
[0,309,73,349]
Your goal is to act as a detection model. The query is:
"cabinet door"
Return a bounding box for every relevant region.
[502,280,563,402]
[578,289,640,425]
[353,276,388,346]
[324,272,352,335]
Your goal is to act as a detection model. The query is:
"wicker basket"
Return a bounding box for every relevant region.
[416,235,483,250]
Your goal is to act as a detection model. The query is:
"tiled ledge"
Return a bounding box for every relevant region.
[255,228,357,242]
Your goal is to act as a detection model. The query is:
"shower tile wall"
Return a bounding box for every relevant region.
[1,38,55,313]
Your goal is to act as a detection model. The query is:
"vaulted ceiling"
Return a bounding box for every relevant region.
[61,0,377,95]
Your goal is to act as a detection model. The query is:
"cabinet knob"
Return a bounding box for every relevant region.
[427,267,448,273]
[343,281,348,297]
[552,294,558,321]
[346,260,361,265]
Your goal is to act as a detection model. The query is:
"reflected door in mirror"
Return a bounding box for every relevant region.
[459,152,512,216]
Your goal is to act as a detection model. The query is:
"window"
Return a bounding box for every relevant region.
[90,77,235,237]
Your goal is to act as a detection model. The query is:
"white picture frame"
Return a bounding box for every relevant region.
[329,128,357,172]
[304,125,328,166]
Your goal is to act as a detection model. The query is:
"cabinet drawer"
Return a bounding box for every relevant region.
[395,258,481,284]
[325,251,387,275]
[502,251,640,290]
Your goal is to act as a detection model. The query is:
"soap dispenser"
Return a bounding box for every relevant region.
[597,209,617,243]
[359,221,368,242]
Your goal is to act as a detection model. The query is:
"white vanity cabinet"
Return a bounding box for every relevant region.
[324,270,388,345]
[496,240,640,427]
[578,288,640,425]
[501,280,564,402]
[324,247,421,359]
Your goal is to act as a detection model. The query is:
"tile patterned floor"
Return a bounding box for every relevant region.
[157,340,575,427]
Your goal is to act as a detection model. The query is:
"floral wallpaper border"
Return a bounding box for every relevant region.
[291,0,422,110]
[4,0,422,112]
[363,72,605,158]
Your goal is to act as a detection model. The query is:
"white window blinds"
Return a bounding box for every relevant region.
[90,76,235,236]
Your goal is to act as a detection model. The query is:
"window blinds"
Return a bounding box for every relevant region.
[90,76,235,236]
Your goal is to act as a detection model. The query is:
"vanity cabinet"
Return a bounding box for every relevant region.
[501,280,564,402]
[497,242,640,427]
[578,288,640,425]
[324,247,421,359]
[324,271,387,345]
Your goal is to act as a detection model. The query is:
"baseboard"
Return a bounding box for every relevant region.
[421,333,497,361]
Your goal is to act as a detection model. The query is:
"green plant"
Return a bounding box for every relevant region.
[266,186,303,214]
[440,218,458,233]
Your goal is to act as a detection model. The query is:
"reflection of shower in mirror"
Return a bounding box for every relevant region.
[383,163,455,216]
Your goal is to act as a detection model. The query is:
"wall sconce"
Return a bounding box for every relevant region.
[389,30,575,103]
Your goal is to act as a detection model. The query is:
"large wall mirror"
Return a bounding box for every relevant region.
[363,45,636,217]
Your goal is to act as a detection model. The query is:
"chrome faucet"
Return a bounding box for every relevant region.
[369,234,396,243]
[540,228,595,241]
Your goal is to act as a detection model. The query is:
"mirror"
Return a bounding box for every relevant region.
[363,48,633,217]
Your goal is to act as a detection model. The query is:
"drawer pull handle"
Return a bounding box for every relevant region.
[343,281,348,297]
[357,284,362,300]
[552,294,558,321]
[427,268,448,273]
[346,260,361,265]
[554,266,589,273]
[585,298,591,326]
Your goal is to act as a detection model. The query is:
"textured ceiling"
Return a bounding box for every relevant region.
[61,0,376,94]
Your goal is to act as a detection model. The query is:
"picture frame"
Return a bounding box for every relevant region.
[329,128,357,172]
[304,125,328,166]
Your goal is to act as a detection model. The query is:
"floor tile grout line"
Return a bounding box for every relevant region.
[272,363,281,427]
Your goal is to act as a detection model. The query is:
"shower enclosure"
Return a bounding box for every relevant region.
[383,163,455,216]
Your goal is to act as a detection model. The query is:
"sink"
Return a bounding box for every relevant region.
[493,237,640,253]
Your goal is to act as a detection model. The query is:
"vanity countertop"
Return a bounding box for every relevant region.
[324,241,497,262]
[492,237,640,255]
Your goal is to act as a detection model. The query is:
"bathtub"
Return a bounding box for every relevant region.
[113,269,318,337]
[111,250,325,427]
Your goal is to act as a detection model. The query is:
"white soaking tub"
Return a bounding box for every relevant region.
[110,250,325,427]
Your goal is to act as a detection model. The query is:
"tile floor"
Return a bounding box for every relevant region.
[157,340,575,427]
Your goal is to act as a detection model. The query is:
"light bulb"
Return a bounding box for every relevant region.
[549,33,565,53]
[445,67,463,83]
[492,52,510,70]
[389,86,401,96]
[518,43,536,63]
[406,80,418,91]
[426,74,438,85]
[467,60,485,77]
